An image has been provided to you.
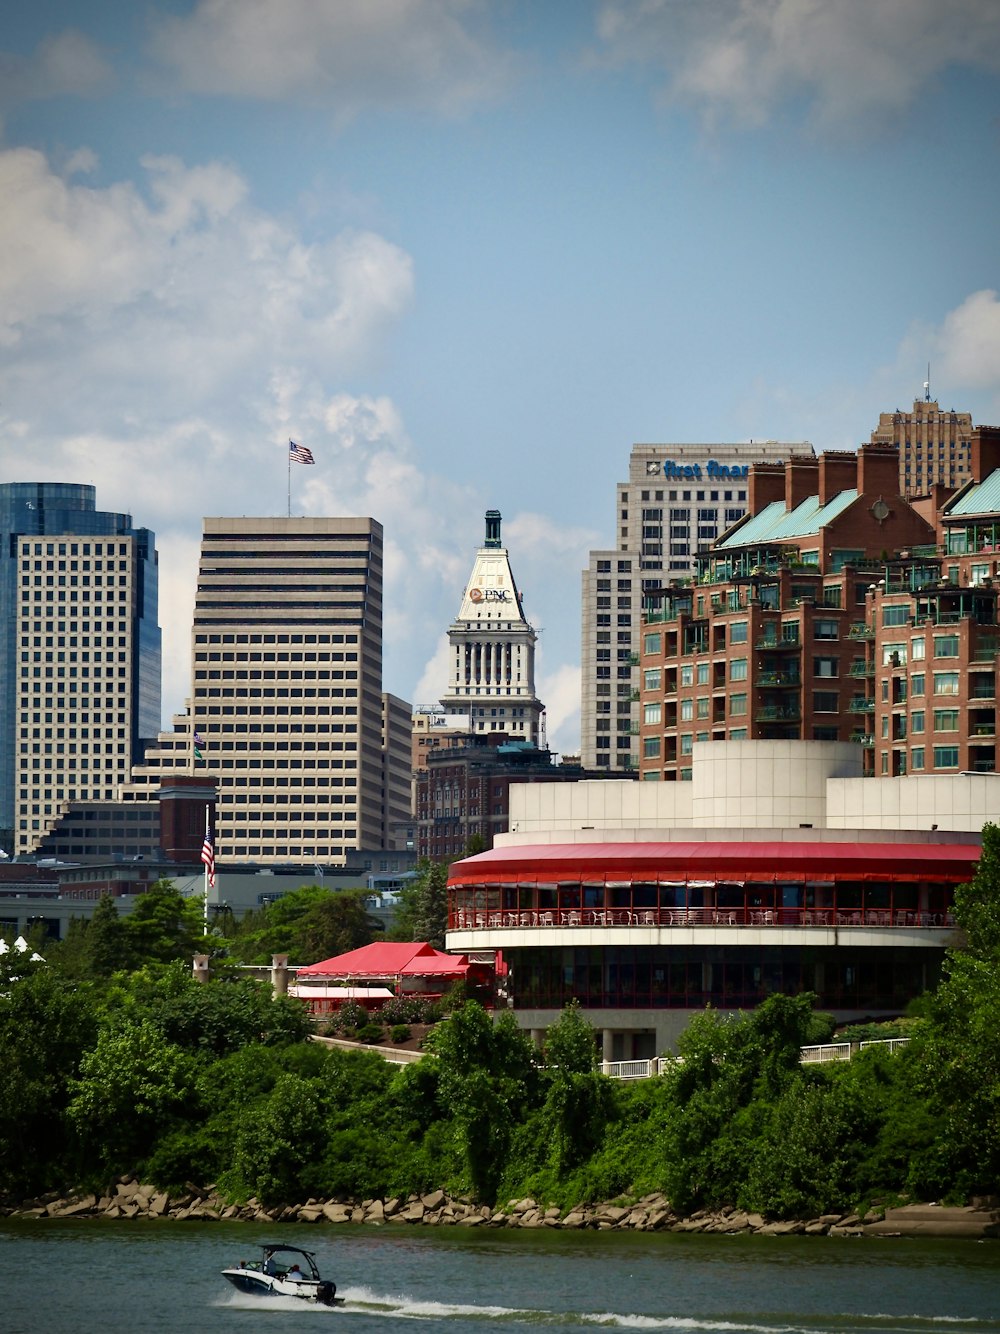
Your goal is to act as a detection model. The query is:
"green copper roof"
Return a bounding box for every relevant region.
[716,489,858,549]
[945,470,1000,518]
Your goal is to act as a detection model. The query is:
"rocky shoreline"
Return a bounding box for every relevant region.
[5,1180,1000,1239]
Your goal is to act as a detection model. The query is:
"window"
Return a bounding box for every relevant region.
[814,619,839,640]
[814,691,839,712]
[911,746,925,771]
[882,605,909,626]
[911,710,924,734]
[882,642,906,666]
[730,693,747,716]
[730,727,748,740]
[696,663,709,684]
[643,667,661,691]
[731,658,747,681]
[643,702,662,726]
[730,621,748,643]
[933,709,960,732]
[911,637,925,660]
[696,696,709,719]
[933,672,960,695]
[643,632,661,655]
[681,665,694,687]
[680,699,694,721]
[933,746,959,768]
[813,657,838,678]
[680,733,694,755]
[643,737,661,758]
[911,672,925,696]
[934,635,960,658]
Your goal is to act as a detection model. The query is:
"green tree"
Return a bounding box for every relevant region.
[227,885,377,964]
[427,1001,539,1201]
[123,878,214,969]
[67,1017,195,1174]
[540,1004,615,1177]
[908,822,1000,1195]
[0,966,100,1197]
[391,858,449,946]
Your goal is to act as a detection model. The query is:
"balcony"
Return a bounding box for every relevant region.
[755,704,801,721]
[849,732,874,747]
[755,636,800,651]
[847,697,875,713]
[848,623,875,640]
[848,660,875,677]
[757,671,800,687]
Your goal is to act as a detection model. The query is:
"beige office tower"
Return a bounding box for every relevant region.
[870,393,973,498]
[580,440,815,771]
[125,516,393,863]
[439,510,545,744]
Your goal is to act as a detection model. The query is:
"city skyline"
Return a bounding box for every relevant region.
[1,2,999,756]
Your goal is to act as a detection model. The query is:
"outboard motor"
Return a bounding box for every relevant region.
[316,1281,337,1306]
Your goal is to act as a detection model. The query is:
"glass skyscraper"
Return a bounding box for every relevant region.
[0,483,160,854]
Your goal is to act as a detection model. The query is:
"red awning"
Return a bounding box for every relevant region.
[297,940,470,979]
[447,840,981,886]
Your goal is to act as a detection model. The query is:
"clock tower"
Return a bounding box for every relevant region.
[440,510,545,746]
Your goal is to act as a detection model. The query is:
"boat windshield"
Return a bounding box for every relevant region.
[260,1247,320,1280]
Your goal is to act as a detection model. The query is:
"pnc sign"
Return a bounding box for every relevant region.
[470,587,511,603]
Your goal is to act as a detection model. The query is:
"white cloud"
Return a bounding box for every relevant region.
[536,660,582,759]
[932,291,1000,396]
[0,30,113,104]
[594,0,1000,129]
[0,144,586,753]
[148,0,513,118]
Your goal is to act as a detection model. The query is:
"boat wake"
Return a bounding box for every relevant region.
[213,1288,993,1331]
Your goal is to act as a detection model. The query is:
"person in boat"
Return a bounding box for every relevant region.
[286,1264,305,1282]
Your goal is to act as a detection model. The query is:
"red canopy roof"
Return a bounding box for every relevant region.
[297,940,470,979]
[447,840,980,885]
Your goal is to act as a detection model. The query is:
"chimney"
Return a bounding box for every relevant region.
[857,443,902,500]
[158,776,217,861]
[971,426,1000,484]
[818,451,859,506]
[271,953,289,997]
[785,456,820,511]
[748,462,785,516]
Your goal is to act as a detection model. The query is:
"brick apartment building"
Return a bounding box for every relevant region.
[638,443,937,779]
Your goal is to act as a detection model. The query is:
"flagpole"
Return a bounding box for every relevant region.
[287,441,291,518]
[203,806,210,936]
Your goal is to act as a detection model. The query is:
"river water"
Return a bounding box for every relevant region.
[2,1218,997,1334]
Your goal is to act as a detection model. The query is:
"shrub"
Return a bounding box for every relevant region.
[390,1024,411,1044]
[377,997,424,1025]
[357,1023,384,1045]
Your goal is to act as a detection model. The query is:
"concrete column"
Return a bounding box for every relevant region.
[271,953,289,996]
[530,1027,546,1051]
[192,954,210,984]
[601,1027,615,1073]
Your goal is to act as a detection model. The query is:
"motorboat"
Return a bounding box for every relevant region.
[221,1244,343,1305]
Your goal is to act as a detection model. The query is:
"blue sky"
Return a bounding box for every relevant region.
[1,1,999,755]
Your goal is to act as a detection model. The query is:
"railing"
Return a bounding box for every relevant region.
[848,623,875,639]
[800,1043,851,1064]
[449,909,955,931]
[848,698,875,713]
[605,1040,911,1080]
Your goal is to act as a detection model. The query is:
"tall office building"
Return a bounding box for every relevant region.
[123,516,405,864]
[581,441,814,771]
[0,482,160,856]
[870,391,973,498]
[439,510,545,745]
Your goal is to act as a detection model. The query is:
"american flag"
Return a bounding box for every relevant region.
[201,824,216,889]
[289,439,315,465]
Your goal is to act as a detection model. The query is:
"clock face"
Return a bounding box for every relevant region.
[645,460,660,475]
[870,499,890,522]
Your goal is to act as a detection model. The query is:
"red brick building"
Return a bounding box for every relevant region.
[639,444,936,779]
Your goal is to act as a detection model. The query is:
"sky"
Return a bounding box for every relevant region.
[1,0,999,758]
